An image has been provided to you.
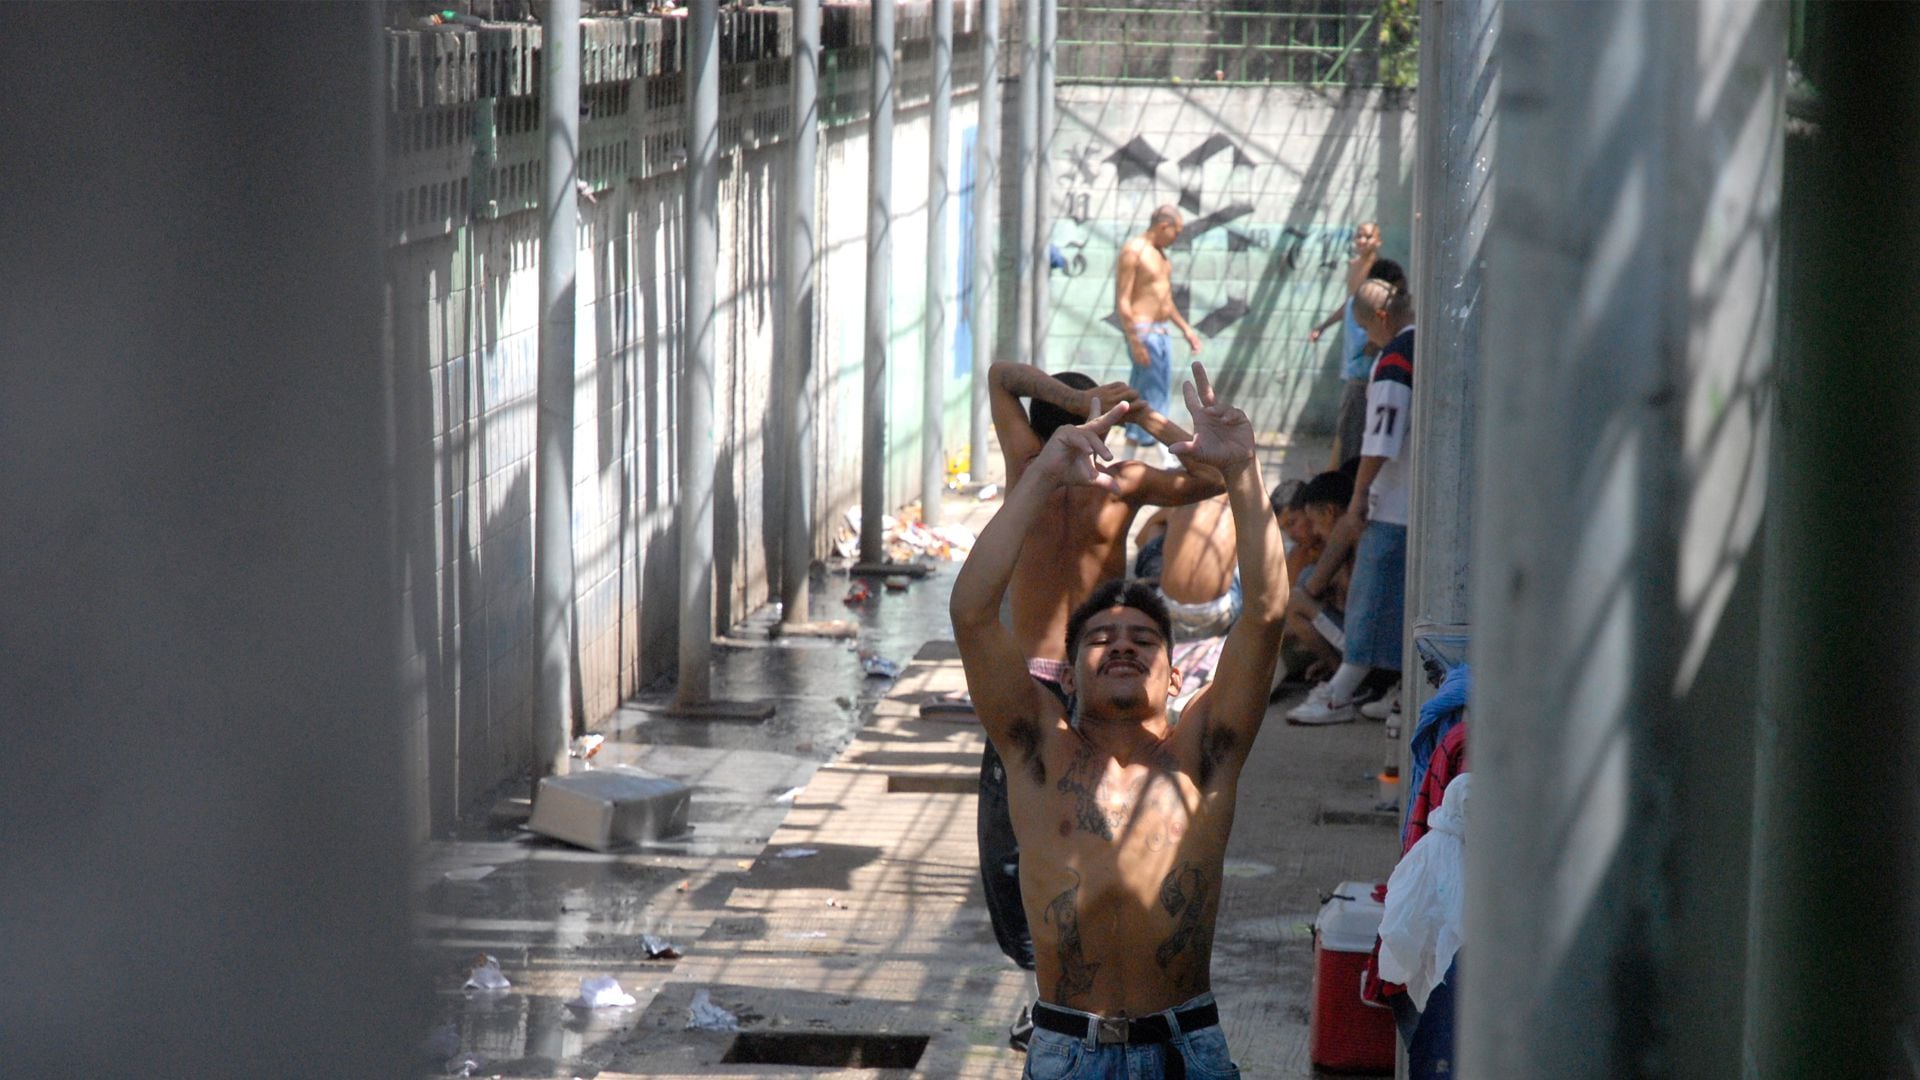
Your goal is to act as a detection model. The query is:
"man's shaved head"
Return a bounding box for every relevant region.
[1150,204,1182,229]
[1356,279,1412,321]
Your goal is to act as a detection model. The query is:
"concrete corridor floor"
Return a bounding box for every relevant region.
[416,443,1404,1078]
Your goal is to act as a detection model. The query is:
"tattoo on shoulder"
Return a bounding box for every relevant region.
[1044,871,1100,1006]
[1154,861,1216,984]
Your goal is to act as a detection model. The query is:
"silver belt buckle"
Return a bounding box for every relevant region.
[1096,1016,1130,1044]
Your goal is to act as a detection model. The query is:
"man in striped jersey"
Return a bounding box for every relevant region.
[1287,278,1415,725]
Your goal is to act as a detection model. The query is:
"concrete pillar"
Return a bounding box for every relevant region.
[1401,0,1493,753]
[0,5,413,1073]
[1462,1,1782,1074]
[781,0,821,622]
[1746,5,1920,1073]
[860,0,896,563]
[923,0,953,526]
[1013,0,1038,366]
[1030,0,1055,367]
[534,0,581,772]
[968,0,999,480]
[677,0,719,705]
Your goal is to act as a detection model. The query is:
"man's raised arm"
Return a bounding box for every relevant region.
[951,400,1135,745]
[1168,364,1288,756]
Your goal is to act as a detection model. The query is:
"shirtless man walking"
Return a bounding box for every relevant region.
[953,364,1286,1077]
[977,360,1220,1047]
[1116,205,1204,452]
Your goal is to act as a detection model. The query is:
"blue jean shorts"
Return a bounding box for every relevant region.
[1125,323,1174,445]
[1023,993,1240,1079]
[1342,520,1406,670]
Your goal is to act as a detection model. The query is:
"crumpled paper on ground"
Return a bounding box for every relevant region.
[567,975,637,1010]
[641,933,681,959]
[687,988,741,1031]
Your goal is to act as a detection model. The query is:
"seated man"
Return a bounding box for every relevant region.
[951,363,1287,1077]
[1282,470,1357,690]
[1270,479,1313,587]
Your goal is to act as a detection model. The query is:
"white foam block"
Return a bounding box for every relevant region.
[527,766,692,851]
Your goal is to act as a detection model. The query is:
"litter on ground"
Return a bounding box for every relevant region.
[687,989,741,1031]
[567,975,637,1010]
[461,955,510,992]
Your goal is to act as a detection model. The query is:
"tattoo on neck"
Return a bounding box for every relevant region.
[1044,871,1100,1005]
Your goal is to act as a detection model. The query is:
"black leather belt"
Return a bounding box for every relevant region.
[1031,1000,1220,1045]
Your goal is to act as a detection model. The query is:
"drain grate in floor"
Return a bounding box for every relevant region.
[886,774,976,794]
[721,1032,930,1069]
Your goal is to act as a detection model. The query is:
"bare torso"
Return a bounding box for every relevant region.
[1009,488,1141,660]
[1007,710,1238,1015]
[1158,495,1237,604]
[1119,236,1179,324]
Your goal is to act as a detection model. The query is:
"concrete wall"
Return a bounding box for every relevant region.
[1034,84,1414,437]
[386,8,985,833]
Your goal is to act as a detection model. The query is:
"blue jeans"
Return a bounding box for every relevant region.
[1125,323,1173,445]
[1023,994,1240,1079]
[1343,521,1406,671]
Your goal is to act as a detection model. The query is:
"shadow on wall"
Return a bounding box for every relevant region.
[1467,3,1778,1075]
[393,229,543,830]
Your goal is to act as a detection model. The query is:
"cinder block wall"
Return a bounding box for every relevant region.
[1030,84,1414,438]
[385,5,985,834]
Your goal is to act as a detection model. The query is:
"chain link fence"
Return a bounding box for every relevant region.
[1057,0,1414,88]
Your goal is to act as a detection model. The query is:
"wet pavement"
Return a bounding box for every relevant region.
[417,557,977,1078]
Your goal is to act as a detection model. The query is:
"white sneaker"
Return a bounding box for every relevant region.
[1286,683,1352,724]
[1288,681,1333,713]
[1360,686,1400,722]
[1287,695,1359,726]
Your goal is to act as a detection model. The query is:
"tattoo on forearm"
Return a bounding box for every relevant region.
[1044,872,1100,1005]
[1155,862,1215,975]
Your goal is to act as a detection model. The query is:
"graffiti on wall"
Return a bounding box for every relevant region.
[1047,127,1361,372]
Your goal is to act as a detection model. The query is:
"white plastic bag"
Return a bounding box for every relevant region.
[461,955,510,992]
[567,975,636,1010]
[1377,772,1470,1010]
[687,988,741,1031]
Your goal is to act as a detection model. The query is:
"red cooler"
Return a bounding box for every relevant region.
[1310,880,1396,1073]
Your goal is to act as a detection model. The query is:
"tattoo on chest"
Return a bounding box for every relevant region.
[1043,871,1100,1006]
[1154,861,1216,983]
[1055,744,1185,842]
[1056,746,1132,841]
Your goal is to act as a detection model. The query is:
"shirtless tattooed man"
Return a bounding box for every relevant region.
[977,361,1221,1048]
[953,364,1287,1077]
[1116,205,1204,453]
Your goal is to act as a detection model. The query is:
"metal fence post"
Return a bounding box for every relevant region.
[534,0,581,770]
[923,0,953,526]
[860,0,896,563]
[781,0,821,624]
[969,0,999,481]
[676,0,719,706]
